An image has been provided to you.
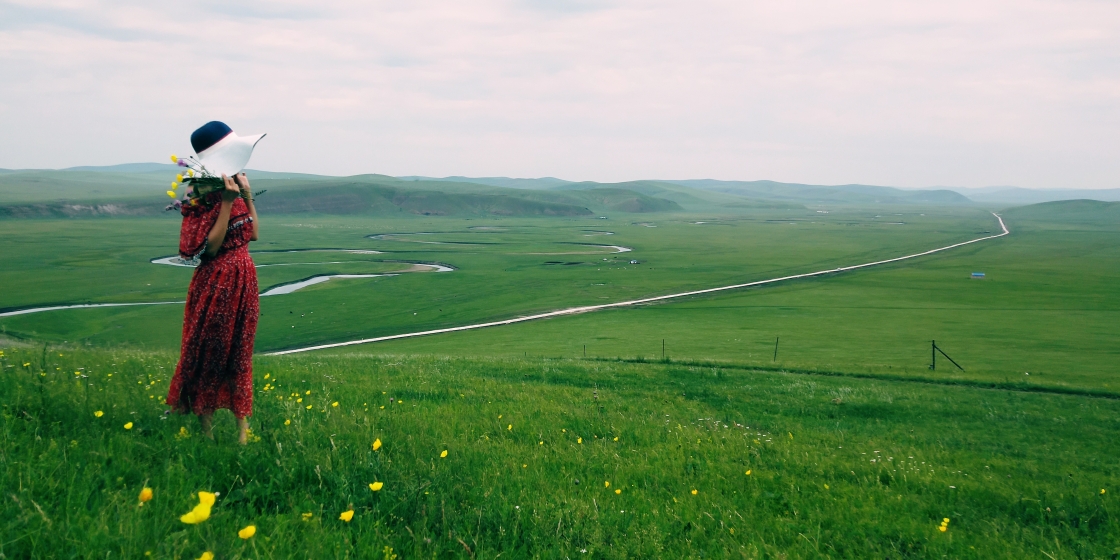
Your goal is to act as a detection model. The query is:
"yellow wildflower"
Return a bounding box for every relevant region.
[372,438,382,451]
[440,450,448,458]
[284,419,291,426]
[180,491,217,524]
[577,437,583,444]
[306,390,311,395]
[615,489,621,494]
[613,437,619,441]
[604,481,610,488]
[176,426,190,439]
[124,422,134,430]
[1102,489,1107,495]
[745,470,752,476]
[332,401,339,408]
[297,398,303,403]
[301,512,313,521]
[507,424,512,431]
[197,552,213,560]
[94,410,104,418]
[369,482,384,492]
[691,489,698,495]
[306,405,312,410]
[238,525,256,539]
[264,373,270,379]
[139,487,153,503]
[339,510,354,522]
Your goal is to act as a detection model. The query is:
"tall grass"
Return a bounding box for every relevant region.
[2,345,1118,558]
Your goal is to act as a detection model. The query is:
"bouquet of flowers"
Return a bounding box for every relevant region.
[164,155,263,211]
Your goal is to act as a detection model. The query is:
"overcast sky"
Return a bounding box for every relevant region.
[1,0,1117,188]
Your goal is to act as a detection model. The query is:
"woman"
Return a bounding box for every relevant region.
[166,173,259,444]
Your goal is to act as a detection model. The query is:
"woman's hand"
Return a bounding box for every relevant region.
[221,174,240,202]
[234,173,252,201]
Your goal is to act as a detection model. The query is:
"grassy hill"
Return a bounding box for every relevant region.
[1002,199,1120,229]
[667,179,973,205]
[2,347,1117,558]
[0,172,693,218]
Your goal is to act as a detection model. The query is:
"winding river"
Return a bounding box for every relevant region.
[0,251,453,318]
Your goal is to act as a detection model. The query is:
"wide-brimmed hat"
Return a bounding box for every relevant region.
[190,121,266,176]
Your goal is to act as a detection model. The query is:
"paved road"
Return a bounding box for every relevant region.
[266,213,1009,356]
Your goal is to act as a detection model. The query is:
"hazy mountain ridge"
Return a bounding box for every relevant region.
[4,164,1116,219]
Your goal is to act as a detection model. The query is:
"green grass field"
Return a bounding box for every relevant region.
[3,185,1119,557]
[0,206,996,353]
[3,347,1118,558]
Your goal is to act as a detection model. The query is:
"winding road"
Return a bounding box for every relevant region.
[266,213,1009,356]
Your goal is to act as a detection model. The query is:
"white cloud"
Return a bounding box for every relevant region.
[0,0,1117,188]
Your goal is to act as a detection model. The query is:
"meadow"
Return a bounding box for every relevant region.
[2,176,1118,558]
[0,206,996,355]
[2,347,1118,558]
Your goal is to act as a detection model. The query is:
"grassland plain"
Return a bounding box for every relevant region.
[361,204,1120,393]
[2,347,1118,559]
[0,206,993,356]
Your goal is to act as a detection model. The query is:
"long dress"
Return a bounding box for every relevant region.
[166,193,258,418]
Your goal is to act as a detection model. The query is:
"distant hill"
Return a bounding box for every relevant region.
[664,179,973,205]
[398,176,573,190]
[1002,199,1120,229]
[949,186,1120,205]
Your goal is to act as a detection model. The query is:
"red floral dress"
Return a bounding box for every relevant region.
[166,193,258,418]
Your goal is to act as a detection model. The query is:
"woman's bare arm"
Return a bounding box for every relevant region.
[236,173,259,242]
[203,175,241,258]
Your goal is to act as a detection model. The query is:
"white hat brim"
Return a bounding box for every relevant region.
[198,132,266,176]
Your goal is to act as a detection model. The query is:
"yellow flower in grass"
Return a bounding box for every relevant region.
[139,487,153,503]
[284,419,291,426]
[615,489,621,494]
[301,512,313,521]
[440,450,448,458]
[176,426,190,440]
[745,470,752,476]
[369,482,384,492]
[124,422,134,430]
[332,401,339,408]
[507,424,512,431]
[577,437,582,444]
[94,410,104,418]
[372,439,382,451]
[604,481,610,488]
[196,552,213,560]
[691,489,698,495]
[238,525,256,539]
[1101,489,1107,495]
[339,510,354,522]
[306,405,312,410]
[180,491,217,524]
